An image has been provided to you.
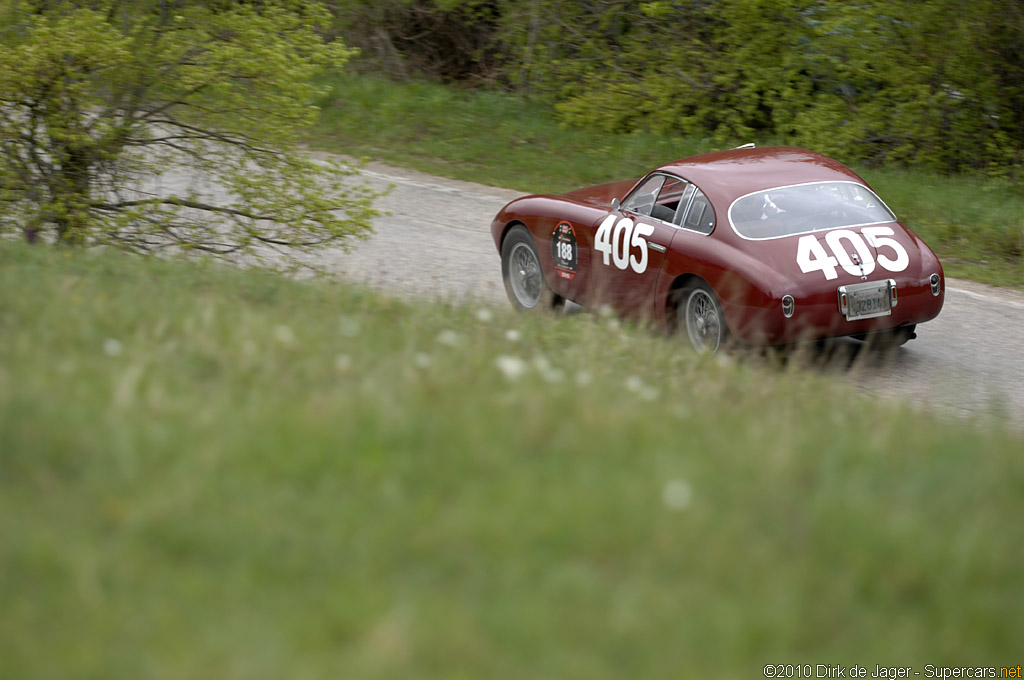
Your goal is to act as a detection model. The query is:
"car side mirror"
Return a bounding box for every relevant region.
[611,198,621,211]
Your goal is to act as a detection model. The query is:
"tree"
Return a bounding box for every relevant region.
[787,0,1024,172]
[335,0,1022,175]
[0,0,384,270]
[326,0,502,83]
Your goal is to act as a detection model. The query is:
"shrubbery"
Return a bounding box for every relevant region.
[330,0,1024,175]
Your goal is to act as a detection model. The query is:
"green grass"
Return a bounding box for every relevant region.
[859,169,1024,288]
[309,73,706,194]
[309,73,1024,289]
[2,242,1023,679]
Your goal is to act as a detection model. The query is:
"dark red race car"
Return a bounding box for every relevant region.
[491,146,944,353]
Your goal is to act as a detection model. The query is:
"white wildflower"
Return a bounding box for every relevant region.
[339,317,361,338]
[544,368,565,384]
[495,355,528,381]
[334,353,352,371]
[662,479,693,511]
[241,339,258,358]
[475,308,494,323]
[414,352,432,368]
[505,329,521,342]
[640,385,660,402]
[103,338,123,357]
[624,375,644,393]
[623,375,659,401]
[436,329,460,347]
[274,324,297,346]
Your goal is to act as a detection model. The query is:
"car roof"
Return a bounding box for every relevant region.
[655,146,867,206]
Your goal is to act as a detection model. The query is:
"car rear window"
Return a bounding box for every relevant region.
[729,182,896,239]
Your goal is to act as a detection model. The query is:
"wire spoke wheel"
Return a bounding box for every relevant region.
[502,226,563,312]
[683,286,724,354]
[509,242,542,308]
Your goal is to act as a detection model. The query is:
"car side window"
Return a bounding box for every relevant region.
[681,188,715,234]
[622,175,665,217]
[623,174,692,224]
[671,183,696,225]
[653,177,689,223]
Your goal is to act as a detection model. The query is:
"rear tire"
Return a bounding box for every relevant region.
[677,281,730,354]
[500,225,563,312]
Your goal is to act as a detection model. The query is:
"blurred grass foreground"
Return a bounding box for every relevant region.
[1,242,1022,679]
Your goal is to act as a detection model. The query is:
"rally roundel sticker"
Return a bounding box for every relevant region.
[552,221,578,280]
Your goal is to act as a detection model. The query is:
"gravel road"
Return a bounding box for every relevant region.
[324,161,1024,424]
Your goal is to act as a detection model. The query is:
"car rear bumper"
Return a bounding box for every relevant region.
[722,278,944,346]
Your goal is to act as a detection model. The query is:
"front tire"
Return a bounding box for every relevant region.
[678,282,729,354]
[500,225,563,312]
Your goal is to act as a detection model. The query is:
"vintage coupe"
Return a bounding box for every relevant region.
[491,146,944,353]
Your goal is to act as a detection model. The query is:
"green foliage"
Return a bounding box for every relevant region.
[326,0,502,81]
[789,1,1024,171]
[534,0,1024,173]
[0,0,384,269]
[329,0,1024,175]
[2,242,1023,678]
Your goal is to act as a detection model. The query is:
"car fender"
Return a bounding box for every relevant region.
[655,236,791,339]
[492,195,608,304]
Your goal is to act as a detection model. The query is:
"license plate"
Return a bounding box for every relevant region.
[838,280,897,321]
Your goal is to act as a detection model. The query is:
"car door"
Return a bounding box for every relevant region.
[588,173,688,317]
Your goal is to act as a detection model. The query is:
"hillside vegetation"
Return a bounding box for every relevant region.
[332,0,1024,176]
[2,4,1022,676]
[2,242,1022,678]
[317,1,1024,289]
[311,74,1024,289]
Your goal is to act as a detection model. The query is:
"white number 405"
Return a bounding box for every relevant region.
[796,227,910,280]
[595,215,655,274]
